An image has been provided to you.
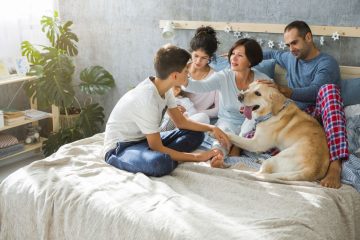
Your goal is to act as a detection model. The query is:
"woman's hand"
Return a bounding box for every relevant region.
[256,79,293,98]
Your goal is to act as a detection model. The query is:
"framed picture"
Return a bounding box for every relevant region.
[14,57,30,76]
[0,60,10,78]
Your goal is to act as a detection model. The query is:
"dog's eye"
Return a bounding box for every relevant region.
[254,91,261,96]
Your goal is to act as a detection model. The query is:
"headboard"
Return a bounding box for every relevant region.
[159,20,360,84]
[274,65,360,86]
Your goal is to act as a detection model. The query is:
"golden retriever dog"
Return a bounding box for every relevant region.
[229,82,329,181]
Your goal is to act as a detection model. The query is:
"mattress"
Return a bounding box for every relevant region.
[1,133,359,240]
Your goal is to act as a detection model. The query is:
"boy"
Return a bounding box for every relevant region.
[104,44,229,177]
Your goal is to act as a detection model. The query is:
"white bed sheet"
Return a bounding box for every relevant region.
[1,133,359,240]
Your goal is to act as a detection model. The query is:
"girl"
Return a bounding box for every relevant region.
[185,26,220,120]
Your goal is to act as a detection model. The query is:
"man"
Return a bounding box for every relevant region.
[262,20,347,188]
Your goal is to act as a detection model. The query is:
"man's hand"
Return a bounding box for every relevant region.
[209,126,230,150]
[177,105,186,114]
[256,79,293,98]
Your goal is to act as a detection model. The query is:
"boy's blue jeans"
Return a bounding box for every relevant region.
[105,129,205,177]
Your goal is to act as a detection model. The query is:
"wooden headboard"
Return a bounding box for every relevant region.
[274,65,360,86]
[159,20,360,84]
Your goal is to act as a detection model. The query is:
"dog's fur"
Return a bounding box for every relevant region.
[229,82,329,181]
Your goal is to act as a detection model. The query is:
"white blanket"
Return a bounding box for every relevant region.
[1,133,360,240]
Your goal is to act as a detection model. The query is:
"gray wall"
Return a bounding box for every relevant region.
[57,0,360,123]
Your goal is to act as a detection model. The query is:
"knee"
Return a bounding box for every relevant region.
[319,84,340,94]
[149,154,178,177]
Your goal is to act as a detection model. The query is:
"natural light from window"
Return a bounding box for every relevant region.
[0,0,56,72]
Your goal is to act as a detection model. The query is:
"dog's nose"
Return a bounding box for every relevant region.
[238,93,244,102]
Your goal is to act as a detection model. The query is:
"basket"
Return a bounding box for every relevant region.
[59,113,80,129]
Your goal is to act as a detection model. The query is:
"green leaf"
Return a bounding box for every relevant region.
[23,46,76,108]
[40,12,61,47]
[43,127,83,156]
[77,103,105,137]
[79,66,115,95]
[21,41,43,65]
[57,29,78,56]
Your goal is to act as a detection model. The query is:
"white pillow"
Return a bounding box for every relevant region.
[345,104,360,119]
[345,104,360,154]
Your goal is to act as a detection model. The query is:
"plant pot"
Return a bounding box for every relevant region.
[59,113,80,129]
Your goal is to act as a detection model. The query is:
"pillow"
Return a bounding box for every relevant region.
[210,55,276,79]
[345,104,360,155]
[341,78,360,107]
[254,59,276,79]
[209,55,230,72]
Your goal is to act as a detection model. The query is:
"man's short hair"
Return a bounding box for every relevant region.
[284,20,312,38]
[154,44,191,79]
[227,38,263,67]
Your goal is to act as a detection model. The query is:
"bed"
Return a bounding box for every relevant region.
[0,132,360,240]
[2,59,360,239]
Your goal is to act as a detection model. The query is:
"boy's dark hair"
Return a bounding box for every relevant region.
[154,44,191,79]
[227,38,263,67]
[190,26,219,59]
[284,20,312,38]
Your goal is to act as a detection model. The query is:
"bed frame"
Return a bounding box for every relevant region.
[274,65,360,86]
[159,20,360,37]
[159,20,360,84]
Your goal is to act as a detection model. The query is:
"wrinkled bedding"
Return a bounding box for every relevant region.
[1,133,359,240]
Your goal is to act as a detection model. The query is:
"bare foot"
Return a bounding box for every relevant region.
[320,160,342,188]
[210,152,224,168]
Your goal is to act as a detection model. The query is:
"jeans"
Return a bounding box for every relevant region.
[105,129,205,177]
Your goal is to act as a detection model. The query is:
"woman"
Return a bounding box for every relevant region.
[184,38,271,167]
[185,26,220,120]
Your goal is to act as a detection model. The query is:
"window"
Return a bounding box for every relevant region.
[0,0,56,72]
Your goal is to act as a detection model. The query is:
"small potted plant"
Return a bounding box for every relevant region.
[21,11,115,155]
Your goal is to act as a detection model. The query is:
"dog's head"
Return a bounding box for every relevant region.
[238,81,287,120]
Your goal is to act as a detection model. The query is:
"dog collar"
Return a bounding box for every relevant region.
[255,99,293,126]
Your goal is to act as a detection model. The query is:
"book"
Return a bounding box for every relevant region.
[24,109,51,120]
[4,111,24,119]
[4,116,26,125]
[0,143,24,158]
[3,109,24,118]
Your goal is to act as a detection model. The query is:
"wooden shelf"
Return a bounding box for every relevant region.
[0,114,53,131]
[0,75,37,86]
[0,74,59,162]
[0,137,47,161]
[159,20,360,38]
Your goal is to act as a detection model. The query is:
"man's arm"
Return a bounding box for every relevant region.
[263,50,290,70]
[290,64,340,103]
[146,132,220,162]
[167,107,230,149]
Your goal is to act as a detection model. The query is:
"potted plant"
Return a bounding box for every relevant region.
[21,11,115,156]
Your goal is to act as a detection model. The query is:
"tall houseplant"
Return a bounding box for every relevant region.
[21,11,115,156]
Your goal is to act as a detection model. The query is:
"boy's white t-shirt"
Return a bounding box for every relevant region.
[103,77,177,154]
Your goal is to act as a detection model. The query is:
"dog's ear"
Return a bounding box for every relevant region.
[270,92,286,115]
